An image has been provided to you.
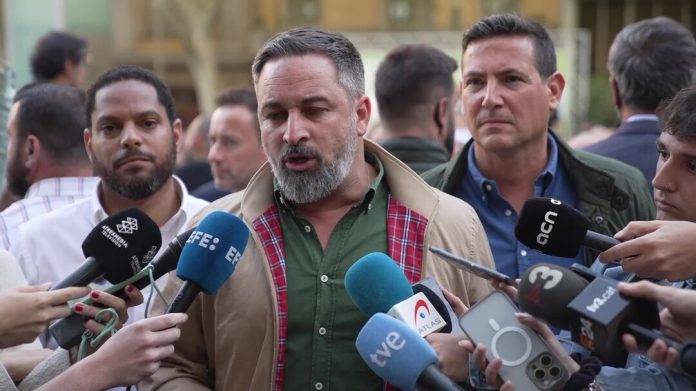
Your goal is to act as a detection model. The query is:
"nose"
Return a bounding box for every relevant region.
[482,80,503,109]
[652,158,677,193]
[208,142,221,165]
[283,110,310,145]
[120,122,142,149]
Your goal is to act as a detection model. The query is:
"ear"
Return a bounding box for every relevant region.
[610,77,622,110]
[172,118,183,148]
[83,128,94,163]
[355,95,372,137]
[23,135,41,170]
[63,60,75,79]
[435,98,449,137]
[546,72,565,111]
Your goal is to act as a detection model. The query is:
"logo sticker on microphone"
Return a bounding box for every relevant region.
[116,217,139,234]
[387,292,445,337]
[528,265,562,289]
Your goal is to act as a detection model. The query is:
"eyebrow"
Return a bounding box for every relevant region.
[463,68,526,78]
[261,95,331,112]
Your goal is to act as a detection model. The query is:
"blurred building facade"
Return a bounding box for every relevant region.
[1,0,695,131]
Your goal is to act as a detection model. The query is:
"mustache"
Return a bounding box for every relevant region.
[279,144,322,162]
[113,149,155,167]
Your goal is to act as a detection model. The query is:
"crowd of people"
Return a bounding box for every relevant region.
[0,11,695,391]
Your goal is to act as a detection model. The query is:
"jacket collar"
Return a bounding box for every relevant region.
[441,130,627,210]
[240,139,441,223]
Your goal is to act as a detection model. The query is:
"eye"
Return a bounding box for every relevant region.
[657,146,669,160]
[504,75,523,84]
[688,160,696,174]
[100,124,118,135]
[464,79,483,89]
[143,119,158,129]
[265,111,287,123]
[304,107,327,117]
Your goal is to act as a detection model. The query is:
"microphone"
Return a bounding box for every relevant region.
[515,197,620,258]
[345,252,453,337]
[166,211,250,313]
[356,313,463,391]
[518,263,674,366]
[52,208,162,290]
[49,228,195,349]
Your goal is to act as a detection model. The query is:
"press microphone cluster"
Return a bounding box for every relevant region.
[517,262,696,377]
[50,227,194,349]
[515,197,620,258]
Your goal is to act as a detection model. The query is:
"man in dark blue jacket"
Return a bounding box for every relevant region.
[584,17,696,185]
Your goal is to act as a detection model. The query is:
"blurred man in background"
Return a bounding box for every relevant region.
[30,31,89,89]
[375,44,456,173]
[192,88,266,201]
[584,17,696,185]
[0,84,96,250]
[174,113,213,192]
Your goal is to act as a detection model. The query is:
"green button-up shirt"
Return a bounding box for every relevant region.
[277,153,388,391]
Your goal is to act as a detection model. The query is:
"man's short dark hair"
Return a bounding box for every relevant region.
[462,14,557,78]
[14,83,88,162]
[376,44,457,123]
[216,88,260,137]
[30,31,87,82]
[609,17,696,112]
[85,65,177,126]
[659,86,696,139]
[252,27,364,99]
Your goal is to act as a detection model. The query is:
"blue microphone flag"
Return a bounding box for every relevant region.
[356,313,439,391]
[345,252,414,316]
[176,211,250,294]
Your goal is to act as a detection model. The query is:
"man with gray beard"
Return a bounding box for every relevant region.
[11,66,208,332]
[144,27,495,391]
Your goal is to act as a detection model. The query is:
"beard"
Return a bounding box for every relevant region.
[93,140,176,200]
[5,148,30,198]
[269,123,358,204]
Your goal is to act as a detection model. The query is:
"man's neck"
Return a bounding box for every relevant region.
[32,163,94,183]
[473,135,549,212]
[382,123,437,142]
[98,177,181,226]
[619,106,656,123]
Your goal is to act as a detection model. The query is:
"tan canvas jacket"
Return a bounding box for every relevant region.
[142,140,495,390]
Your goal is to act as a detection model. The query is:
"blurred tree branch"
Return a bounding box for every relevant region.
[154,0,220,113]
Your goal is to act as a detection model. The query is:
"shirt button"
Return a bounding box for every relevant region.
[320,275,329,283]
[304,225,311,233]
[505,209,512,216]
[521,250,527,256]
[318,327,327,335]
[485,184,492,191]
[315,382,324,390]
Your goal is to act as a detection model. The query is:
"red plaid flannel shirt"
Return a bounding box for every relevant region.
[252,194,428,391]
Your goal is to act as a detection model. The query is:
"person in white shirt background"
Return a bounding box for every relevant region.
[11,65,209,339]
[0,83,98,250]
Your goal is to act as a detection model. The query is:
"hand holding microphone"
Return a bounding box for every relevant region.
[0,284,90,348]
[599,220,696,281]
[37,313,188,390]
[71,286,143,337]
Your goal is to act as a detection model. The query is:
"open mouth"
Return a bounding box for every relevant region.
[282,153,317,170]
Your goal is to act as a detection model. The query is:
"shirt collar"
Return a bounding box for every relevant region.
[625,114,659,123]
[25,176,100,199]
[90,175,191,226]
[467,133,559,197]
[274,151,384,214]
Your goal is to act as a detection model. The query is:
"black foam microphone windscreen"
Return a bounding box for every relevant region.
[515,198,589,258]
[518,263,589,329]
[52,208,162,290]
